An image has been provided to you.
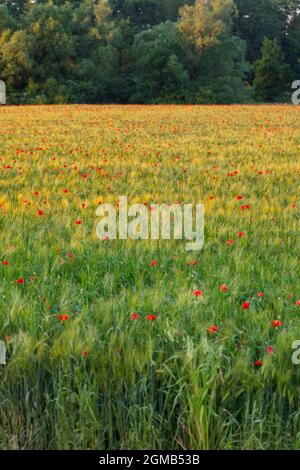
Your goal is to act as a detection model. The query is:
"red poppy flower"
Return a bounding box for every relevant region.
[194,290,203,297]
[75,219,82,225]
[236,195,243,201]
[219,284,228,293]
[82,351,88,357]
[237,231,245,238]
[272,320,282,329]
[208,325,218,335]
[257,292,264,298]
[227,239,235,246]
[16,278,25,284]
[146,314,157,321]
[242,301,250,310]
[150,260,158,267]
[267,346,274,354]
[187,259,198,266]
[255,360,263,367]
[38,210,44,216]
[295,300,300,307]
[131,312,140,321]
[2,260,9,266]
[58,314,70,322]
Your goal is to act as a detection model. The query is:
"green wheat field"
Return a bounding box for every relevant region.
[0,104,299,450]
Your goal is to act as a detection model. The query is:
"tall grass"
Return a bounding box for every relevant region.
[0,104,299,449]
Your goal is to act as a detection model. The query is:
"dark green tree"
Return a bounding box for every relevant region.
[284,12,300,77]
[132,21,189,102]
[234,0,300,63]
[160,0,194,21]
[253,37,291,101]
[0,5,15,32]
[0,0,27,18]
[109,0,163,28]
[22,2,76,101]
[190,35,250,103]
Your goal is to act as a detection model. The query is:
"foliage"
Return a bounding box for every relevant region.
[0,1,300,103]
[179,0,236,50]
[253,38,291,102]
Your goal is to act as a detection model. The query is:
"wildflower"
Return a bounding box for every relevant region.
[242,301,250,310]
[82,351,88,357]
[146,314,157,321]
[75,219,82,225]
[2,260,9,266]
[237,231,245,238]
[272,320,282,329]
[227,239,235,246]
[58,314,70,322]
[255,360,263,367]
[150,260,158,267]
[187,259,198,266]
[194,290,203,297]
[208,325,218,335]
[258,292,264,298]
[236,195,243,200]
[131,312,140,321]
[16,278,25,284]
[295,300,300,307]
[219,284,228,293]
[267,346,274,354]
[38,209,44,216]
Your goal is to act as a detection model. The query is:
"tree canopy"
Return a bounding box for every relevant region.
[0,0,299,103]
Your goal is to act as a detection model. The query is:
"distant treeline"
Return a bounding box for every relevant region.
[0,0,300,104]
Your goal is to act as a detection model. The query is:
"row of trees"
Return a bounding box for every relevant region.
[0,0,299,104]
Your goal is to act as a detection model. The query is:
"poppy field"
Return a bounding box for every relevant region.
[0,104,299,450]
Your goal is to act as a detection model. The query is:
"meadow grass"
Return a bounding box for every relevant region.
[0,104,299,450]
